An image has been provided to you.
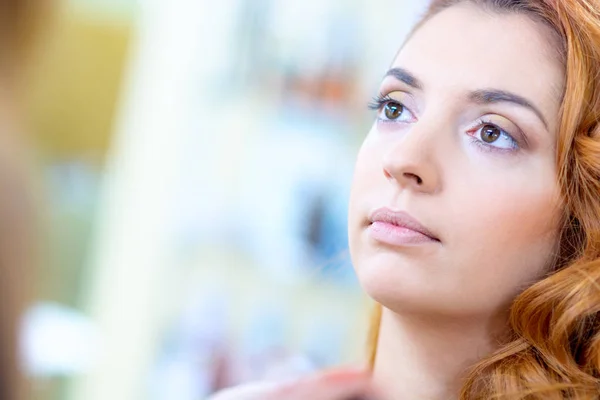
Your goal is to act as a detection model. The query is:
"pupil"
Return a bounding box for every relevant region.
[482,124,501,143]
[385,102,402,119]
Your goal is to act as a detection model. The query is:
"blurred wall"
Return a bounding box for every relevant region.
[22,1,133,399]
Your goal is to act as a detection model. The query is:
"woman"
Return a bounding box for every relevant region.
[212,0,600,398]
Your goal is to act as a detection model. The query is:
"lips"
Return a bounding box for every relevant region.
[368,207,440,242]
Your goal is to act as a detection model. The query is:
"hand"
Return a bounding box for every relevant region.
[263,368,382,400]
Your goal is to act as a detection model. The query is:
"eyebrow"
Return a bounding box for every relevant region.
[384,67,549,129]
[384,67,423,90]
[469,89,549,129]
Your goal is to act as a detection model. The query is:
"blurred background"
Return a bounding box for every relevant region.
[21,0,427,399]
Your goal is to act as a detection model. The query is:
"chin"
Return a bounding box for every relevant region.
[352,248,471,316]
[353,251,428,309]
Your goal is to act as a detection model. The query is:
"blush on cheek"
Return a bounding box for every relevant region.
[462,183,561,276]
[512,190,560,236]
[460,172,561,238]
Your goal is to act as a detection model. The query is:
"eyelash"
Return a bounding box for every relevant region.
[367,93,394,111]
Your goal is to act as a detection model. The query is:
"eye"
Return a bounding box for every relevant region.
[481,124,501,143]
[381,101,414,122]
[368,95,415,123]
[383,102,404,120]
[473,122,518,150]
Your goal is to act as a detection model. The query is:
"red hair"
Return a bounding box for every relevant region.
[367,0,600,398]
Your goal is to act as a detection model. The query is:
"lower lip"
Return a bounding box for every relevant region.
[368,221,438,246]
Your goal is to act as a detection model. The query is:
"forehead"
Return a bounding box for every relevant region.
[393,3,564,123]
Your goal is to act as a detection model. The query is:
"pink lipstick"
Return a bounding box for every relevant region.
[367,208,440,246]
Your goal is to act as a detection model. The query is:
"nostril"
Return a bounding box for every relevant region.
[403,172,423,185]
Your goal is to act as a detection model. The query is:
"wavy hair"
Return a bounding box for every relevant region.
[367,0,600,398]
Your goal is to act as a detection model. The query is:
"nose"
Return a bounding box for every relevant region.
[382,123,442,194]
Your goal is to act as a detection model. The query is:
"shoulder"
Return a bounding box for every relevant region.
[207,381,285,400]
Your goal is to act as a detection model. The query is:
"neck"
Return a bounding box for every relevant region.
[372,306,507,400]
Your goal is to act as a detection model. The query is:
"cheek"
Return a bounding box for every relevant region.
[348,135,383,269]
[349,134,380,218]
[446,175,562,306]
[454,178,560,250]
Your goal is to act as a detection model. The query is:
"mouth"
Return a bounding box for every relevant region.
[367,207,441,246]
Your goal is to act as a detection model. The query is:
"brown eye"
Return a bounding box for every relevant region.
[481,124,501,143]
[384,102,403,120]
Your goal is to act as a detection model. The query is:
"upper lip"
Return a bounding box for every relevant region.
[369,207,440,241]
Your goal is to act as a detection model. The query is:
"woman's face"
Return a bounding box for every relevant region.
[349,3,565,318]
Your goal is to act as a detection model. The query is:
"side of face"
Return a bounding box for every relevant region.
[349,3,565,318]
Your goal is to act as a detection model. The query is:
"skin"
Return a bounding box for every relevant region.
[209,2,567,400]
[347,2,566,399]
